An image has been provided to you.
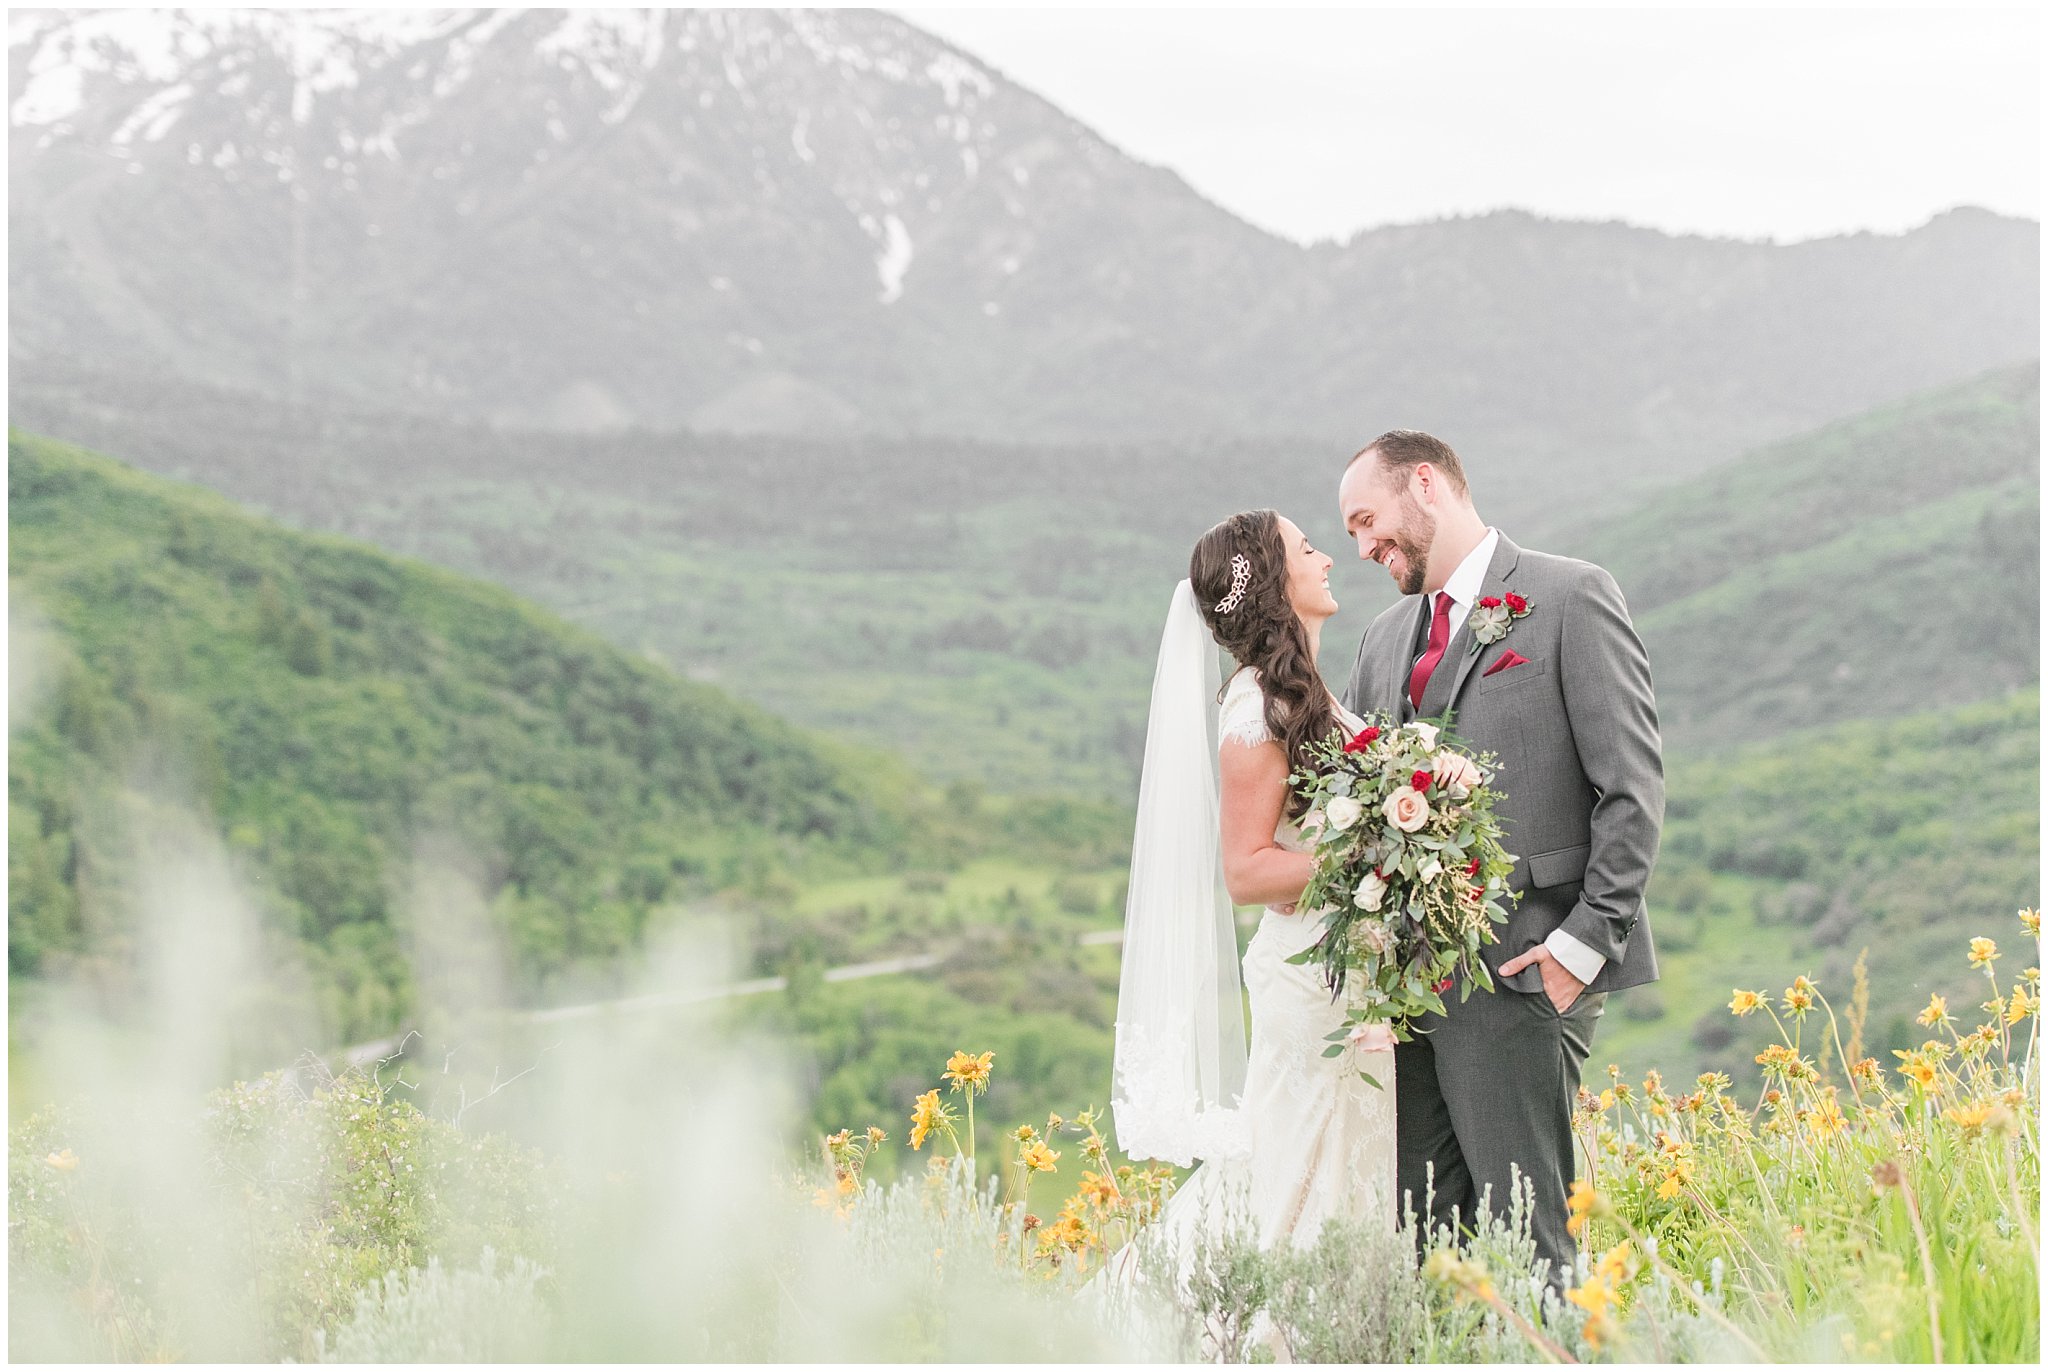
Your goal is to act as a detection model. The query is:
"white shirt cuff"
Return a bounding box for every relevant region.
[1545,929,1607,986]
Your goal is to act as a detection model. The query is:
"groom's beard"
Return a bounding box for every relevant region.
[1393,497,1436,596]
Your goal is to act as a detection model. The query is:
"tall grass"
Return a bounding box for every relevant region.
[8,831,2038,1361]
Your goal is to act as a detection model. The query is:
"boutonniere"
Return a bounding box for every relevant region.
[1466,592,1531,656]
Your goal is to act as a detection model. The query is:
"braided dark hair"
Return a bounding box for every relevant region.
[1189,509,1339,819]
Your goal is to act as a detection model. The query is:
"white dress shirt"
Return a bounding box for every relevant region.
[1423,527,1608,991]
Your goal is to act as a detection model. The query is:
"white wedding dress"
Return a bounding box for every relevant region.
[1104,669,1397,1288]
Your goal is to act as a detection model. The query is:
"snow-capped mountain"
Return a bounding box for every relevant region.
[9,7,2039,474]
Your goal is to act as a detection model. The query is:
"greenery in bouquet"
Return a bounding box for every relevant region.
[1286,715,1518,1060]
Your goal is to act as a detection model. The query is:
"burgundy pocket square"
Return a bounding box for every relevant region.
[1483,650,1530,678]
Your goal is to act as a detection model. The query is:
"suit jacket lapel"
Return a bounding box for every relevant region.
[1390,595,1427,719]
[1437,533,1523,721]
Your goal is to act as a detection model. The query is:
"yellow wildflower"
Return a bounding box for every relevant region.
[1849,1057,1881,1084]
[1756,1042,1812,1079]
[43,1149,78,1173]
[1729,989,1765,1016]
[1960,1024,2001,1055]
[866,1126,887,1147]
[943,1050,995,1093]
[1808,1094,1848,1140]
[836,1172,858,1197]
[910,1088,956,1150]
[1696,1070,1732,1094]
[1598,1088,1616,1111]
[1917,994,1948,1028]
[1567,1275,1620,1352]
[1013,1123,1038,1144]
[1892,1052,1937,1091]
[1969,937,1999,969]
[1593,1241,1633,1285]
[1943,1100,1995,1137]
[2006,986,2033,1025]
[1020,1140,1060,1174]
[1078,1170,1119,1206]
[1566,1178,1599,1238]
[2020,908,2040,937]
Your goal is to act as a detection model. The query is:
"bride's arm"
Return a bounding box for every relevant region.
[1218,737,1316,908]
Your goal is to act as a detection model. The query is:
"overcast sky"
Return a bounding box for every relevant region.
[898,7,2040,245]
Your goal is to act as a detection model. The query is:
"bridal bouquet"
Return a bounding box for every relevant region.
[1286,716,1518,1061]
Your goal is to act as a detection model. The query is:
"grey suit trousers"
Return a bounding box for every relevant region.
[1394,977,1604,1300]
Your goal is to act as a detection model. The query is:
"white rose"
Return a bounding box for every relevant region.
[1419,857,1443,882]
[1384,786,1431,832]
[1326,796,1365,832]
[1410,722,1440,749]
[1432,751,1483,797]
[1356,920,1393,955]
[1346,1021,1396,1052]
[1352,870,1388,911]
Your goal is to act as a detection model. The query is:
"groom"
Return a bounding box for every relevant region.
[1337,430,1663,1297]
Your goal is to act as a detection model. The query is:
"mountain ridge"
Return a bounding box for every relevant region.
[10,7,2037,505]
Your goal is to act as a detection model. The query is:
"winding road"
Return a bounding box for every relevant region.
[337,928,1125,1068]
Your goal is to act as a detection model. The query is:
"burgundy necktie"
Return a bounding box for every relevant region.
[1408,592,1455,711]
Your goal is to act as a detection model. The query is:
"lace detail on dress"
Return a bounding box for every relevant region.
[1218,669,1272,747]
[1111,1022,1254,1168]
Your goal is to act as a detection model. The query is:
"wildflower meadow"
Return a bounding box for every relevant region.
[8,915,2038,1361]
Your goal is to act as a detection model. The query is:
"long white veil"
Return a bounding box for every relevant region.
[1109,580,1251,1168]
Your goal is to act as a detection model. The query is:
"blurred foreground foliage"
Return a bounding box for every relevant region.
[10,915,2034,1361]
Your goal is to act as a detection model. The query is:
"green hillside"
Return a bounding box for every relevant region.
[1574,365,2038,746]
[13,363,2038,798]
[1597,686,2039,1085]
[6,432,981,1043]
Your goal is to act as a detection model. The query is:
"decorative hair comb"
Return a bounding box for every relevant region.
[1216,553,1252,615]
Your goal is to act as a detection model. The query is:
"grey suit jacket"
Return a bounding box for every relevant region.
[1342,534,1664,995]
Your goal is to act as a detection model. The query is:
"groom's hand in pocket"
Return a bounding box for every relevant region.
[1498,944,1586,1013]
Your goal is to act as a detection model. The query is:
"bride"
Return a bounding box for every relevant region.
[1107,508,1397,1276]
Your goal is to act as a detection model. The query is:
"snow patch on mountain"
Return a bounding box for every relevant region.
[874,214,914,303]
[110,81,190,144]
[924,51,992,108]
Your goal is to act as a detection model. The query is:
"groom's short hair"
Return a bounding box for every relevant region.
[1350,429,1470,497]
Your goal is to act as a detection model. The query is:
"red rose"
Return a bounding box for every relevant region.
[1478,596,1503,609]
[1466,857,1481,877]
[1504,593,1528,615]
[1410,769,1433,792]
[1344,726,1381,753]
[1433,975,1454,993]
